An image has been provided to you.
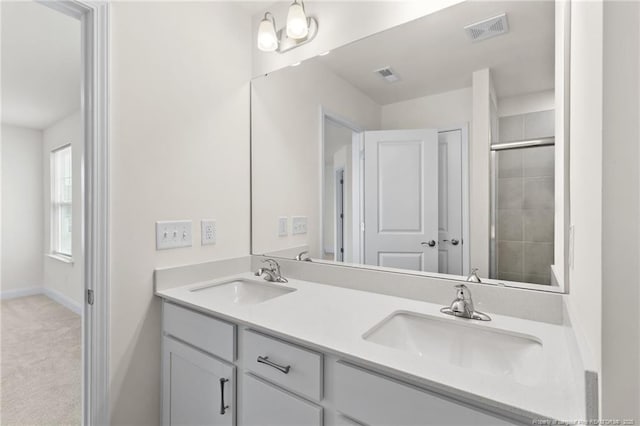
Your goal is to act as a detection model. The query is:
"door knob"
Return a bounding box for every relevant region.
[444,238,460,246]
[421,240,437,248]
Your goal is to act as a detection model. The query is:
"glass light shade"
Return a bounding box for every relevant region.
[257,17,278,52]
[286,2,308,39]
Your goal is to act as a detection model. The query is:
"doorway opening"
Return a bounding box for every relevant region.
[0,1,109,424]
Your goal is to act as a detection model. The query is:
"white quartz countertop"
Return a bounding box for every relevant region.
[156,272,585,422]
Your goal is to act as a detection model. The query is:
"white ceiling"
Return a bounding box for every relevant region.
[317,1,555,105]
[1,1,81,130]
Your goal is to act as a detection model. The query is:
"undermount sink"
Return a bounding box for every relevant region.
[363,311,543,386]
[190,279,296,305]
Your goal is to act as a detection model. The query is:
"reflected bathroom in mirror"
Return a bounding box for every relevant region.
[251,0,567,291]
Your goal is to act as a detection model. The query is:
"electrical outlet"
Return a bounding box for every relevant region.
[292,216,307,235]
[278,217,288,236]
[156,220,192,250]
[201,220,217,245]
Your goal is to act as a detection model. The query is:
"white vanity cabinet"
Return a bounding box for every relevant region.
[161,301,525,426]
[162,337,235,426]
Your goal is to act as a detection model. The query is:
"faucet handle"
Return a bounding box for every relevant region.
[454,284,471,300]
[262,258,280,273]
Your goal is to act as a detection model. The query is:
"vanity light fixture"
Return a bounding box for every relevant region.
[286,0,309,39]
[257,12,278,52]
[257,1,318,54]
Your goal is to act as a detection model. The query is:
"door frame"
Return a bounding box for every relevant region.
[438,124,471,275]
[318,107,363,261]
[37,1,110,424]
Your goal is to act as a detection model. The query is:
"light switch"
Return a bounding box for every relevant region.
[201,220,217,245]
[292,216,307,235]
[278,217,288,236]
[156,220,192,250]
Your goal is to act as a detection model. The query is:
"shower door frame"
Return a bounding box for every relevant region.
[489,137,556,281]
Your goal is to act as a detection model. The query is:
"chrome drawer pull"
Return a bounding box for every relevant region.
[219,378,229,415]
[257,356,291,374]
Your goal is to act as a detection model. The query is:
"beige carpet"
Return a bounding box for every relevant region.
[1,295,81,426]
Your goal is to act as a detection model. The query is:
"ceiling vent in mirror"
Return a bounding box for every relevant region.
[374,67,400,83]
[464,13,509,42]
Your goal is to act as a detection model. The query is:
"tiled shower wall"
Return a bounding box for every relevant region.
[495,110,555,285]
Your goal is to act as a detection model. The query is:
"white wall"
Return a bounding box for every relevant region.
[0,124,43,295]
[251,0,464,76]
[251,60,380,257]
[109,3,251,424]
[381,87,472,130]
[601,0,640,420]
[469,69,491,278]
[497,90,555,118]
[42,110,83,307]
[567,0,603,408]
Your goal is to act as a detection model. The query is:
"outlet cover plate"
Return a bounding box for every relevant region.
[201,220,217,245]
[292,216,307,235]
[156,220,192,250]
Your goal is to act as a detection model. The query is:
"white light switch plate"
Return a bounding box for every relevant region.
[278,217,288,236]
[156,220,192,250]
[292,216,307,235]
[201,220,217,245]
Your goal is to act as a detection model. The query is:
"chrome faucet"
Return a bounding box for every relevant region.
[255,259,288,283]
[466,268,482,283]
[440,284,491,321]
[295,251,312,262]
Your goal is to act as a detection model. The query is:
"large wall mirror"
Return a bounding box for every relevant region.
[251,0,569,292]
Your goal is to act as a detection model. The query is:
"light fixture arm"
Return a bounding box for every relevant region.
[263,12,276,28]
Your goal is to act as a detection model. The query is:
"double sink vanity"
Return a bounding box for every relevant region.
[155,257,587,426]
[156,1,591,424]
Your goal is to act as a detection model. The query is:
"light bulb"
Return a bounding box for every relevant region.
[286,1,308,39]
[257,14,278,52]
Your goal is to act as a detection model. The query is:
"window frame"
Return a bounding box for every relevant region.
[50,144,73,259]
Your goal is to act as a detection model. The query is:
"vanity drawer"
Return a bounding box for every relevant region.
[333,361,517,426]
[241,329,323,401]
[242,373,322,426]
[163,302,235,362]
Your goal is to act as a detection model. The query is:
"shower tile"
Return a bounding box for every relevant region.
[498,177,523,209]
[498,271,524,283]
[524,145,555,177]
[524,110,555,140]
[498,209,523,241]
[497,150,523,178]
[498,115,525,143]
[523,242,554,276]
[524,177,554,209]
[524,273,552,285]
[524,209,554,242]
[498,241,524,274]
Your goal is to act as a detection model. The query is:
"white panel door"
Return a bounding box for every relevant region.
[438,130,464,275]
[364,129,439,272]
[162,337,235,426]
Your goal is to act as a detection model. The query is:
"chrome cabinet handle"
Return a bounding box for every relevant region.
[443,238,460,246]
[219,378,229,415]
[257,356,291,374]
[421,240,437,248]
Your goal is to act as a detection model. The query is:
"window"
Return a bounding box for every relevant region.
[51,145,72,258]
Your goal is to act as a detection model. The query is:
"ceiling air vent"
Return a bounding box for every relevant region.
[464,13,509,42]
[374,66,400,83]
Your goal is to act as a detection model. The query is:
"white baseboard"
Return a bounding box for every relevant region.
[0,286,82,315]
[0,286,43,300]
[42,288,82,315]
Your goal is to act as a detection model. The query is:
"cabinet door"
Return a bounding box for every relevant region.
[163,337,235,426]
[242,373,322,426]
